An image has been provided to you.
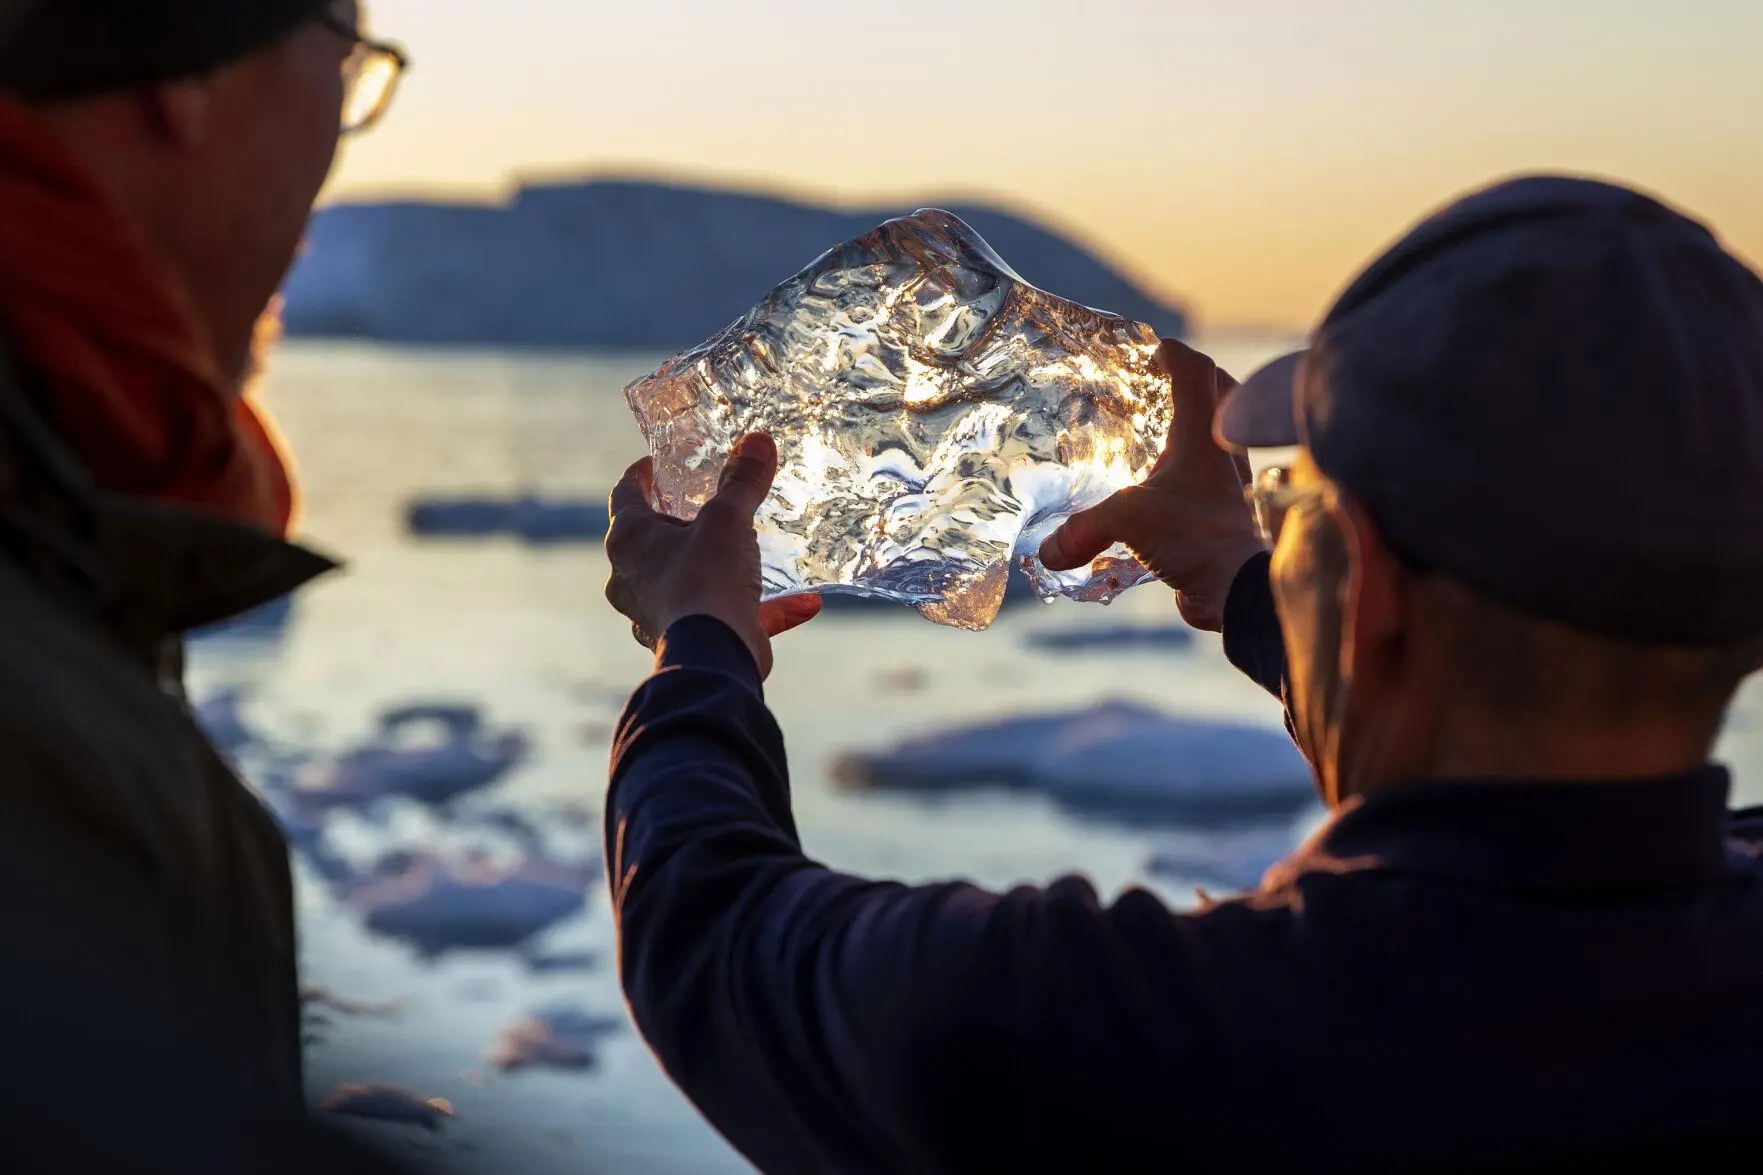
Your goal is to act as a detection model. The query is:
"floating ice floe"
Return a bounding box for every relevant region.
[343,849,599,960]
[834,700,1315,827]
[1144,822,1317,896]
[300,986,402,1050]
[292,703,529,812]
[1021,624,1195,654]
[317,1084,454,1132]
[523,950,601,975]
[468,807,549,854]
[405,494,610,545]
[486,1005,624,1074]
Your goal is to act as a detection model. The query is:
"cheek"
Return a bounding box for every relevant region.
[237,50,344,260]
[1270,536,1317,686]
[1270,526,1342,721]
[286,49,346,191]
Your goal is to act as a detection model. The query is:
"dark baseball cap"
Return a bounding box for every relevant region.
[1215,174,1763,646]
[0,0,333,103]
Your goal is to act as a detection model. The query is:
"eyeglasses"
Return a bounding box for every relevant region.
[1244,465,1330,542]
[323,13,409,135]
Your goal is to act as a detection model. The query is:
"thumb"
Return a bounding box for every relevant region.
[1039,490,1139,571]
[708,433,779,518]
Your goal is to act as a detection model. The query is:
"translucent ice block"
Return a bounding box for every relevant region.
[622,209,1172,631]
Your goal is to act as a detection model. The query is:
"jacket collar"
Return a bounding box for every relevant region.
[0,345,336,644]
[92,493,338,641]
[1267,768,1735,896]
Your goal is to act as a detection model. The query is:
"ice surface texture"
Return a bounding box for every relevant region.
[623,209,1172,630]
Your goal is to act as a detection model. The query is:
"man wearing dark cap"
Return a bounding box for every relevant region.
[601,174,1763,1173]
[0,2,411,1169]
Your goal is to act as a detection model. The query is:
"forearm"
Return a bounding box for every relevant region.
[607,619,1227,1171]
[607,617,960,1173]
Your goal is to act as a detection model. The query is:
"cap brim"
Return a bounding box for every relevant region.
[1215,349,1305,449]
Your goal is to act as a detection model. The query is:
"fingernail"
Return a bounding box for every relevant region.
[734,434,776,463]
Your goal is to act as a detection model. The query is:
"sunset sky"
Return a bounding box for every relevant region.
[333,0,1763,330]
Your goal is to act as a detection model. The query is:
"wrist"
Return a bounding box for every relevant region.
[657,598,764,657]
[1219,536,1272,587]
[1179,536,1272,633]
[649,613,771,696]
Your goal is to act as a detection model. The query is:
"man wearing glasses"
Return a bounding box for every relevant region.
[0,2,411,1169]
[605,177,1763,1169]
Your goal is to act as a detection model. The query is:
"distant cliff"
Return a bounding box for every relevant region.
[279,180,1188,350]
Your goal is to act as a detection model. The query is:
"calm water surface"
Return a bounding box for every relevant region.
[189,334,1763,1173]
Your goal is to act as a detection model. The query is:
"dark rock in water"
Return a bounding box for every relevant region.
[487,1005,624,1073]
[280,179,1188,350]
[1022,624,1196,654]
[317,1084,454,1132]
[405,495,609,545]
[523,950,601,975]
[377,703,484,731]
[344,851,598,960]
[507,497,611,545]
[834,700,1315,828]
[293,703,529,812]
[406,498,504,538]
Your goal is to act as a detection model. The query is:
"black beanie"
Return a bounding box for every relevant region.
[0,0,334,103]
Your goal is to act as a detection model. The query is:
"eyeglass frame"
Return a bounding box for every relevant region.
[1244,465,1331,543]
[321,11,409,135]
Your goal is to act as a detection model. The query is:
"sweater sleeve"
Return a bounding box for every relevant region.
[605,616,1221,1174]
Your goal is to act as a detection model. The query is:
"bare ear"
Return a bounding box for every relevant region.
[1332,493,1406,685]
[143,80,212,149]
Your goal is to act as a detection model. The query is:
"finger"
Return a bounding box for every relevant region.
[609,458,657,521]
[604,573,650,631]
[1152,339,1231,472]
[1039,492,1139,571]
[760,593,822,637]
[705,433,778,520]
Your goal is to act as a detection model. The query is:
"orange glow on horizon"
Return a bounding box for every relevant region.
[327,0,1763,331]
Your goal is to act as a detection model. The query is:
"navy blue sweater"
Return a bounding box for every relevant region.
[607,554,1763,1173]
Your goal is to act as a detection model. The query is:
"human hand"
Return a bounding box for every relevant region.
[605,434,822,678]
[1037,339,1267,632]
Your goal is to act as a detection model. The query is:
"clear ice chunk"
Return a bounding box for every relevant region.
[622,209,1173,631]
